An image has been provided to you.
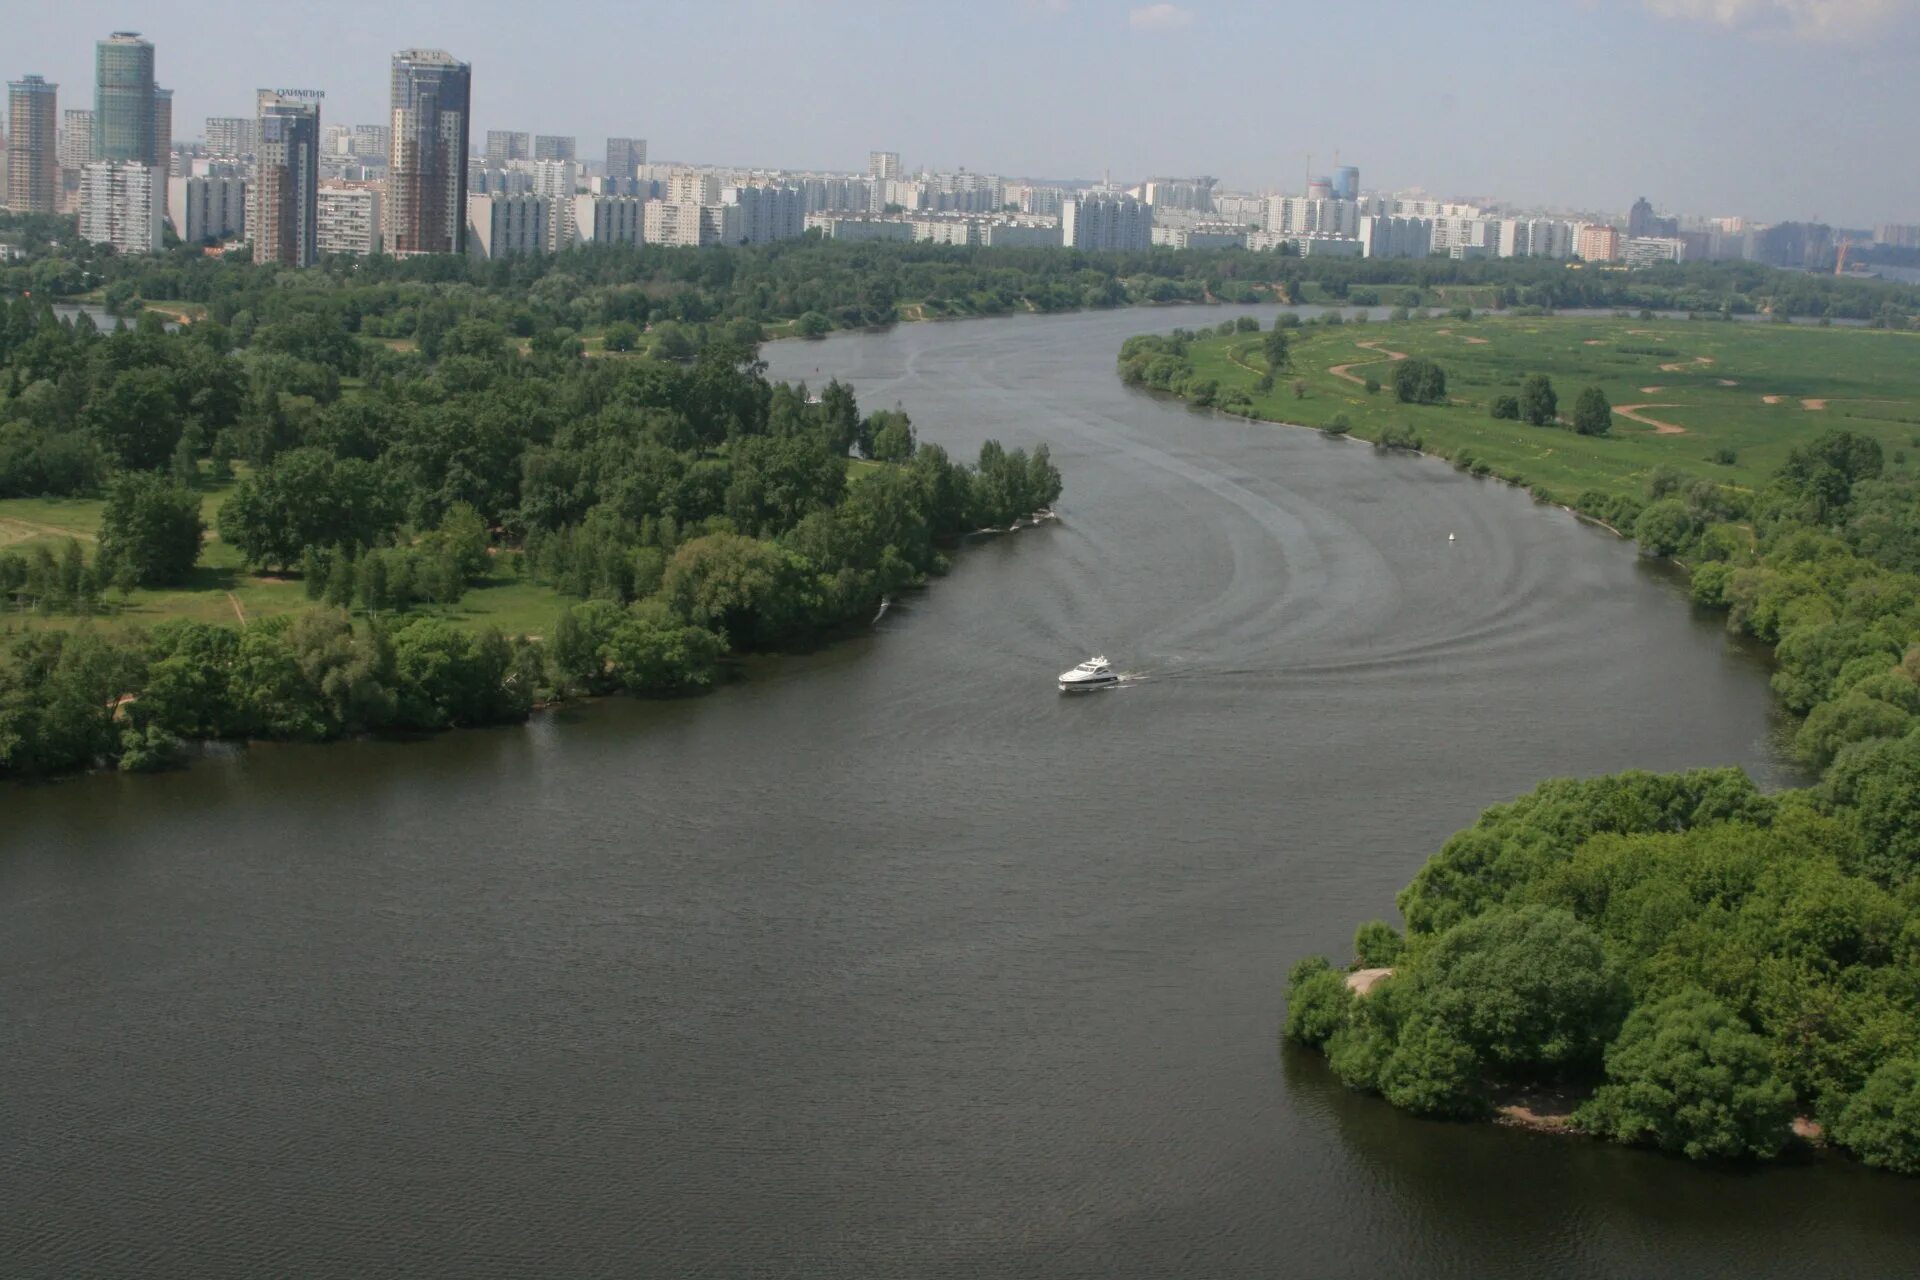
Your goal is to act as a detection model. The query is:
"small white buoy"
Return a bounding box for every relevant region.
[1448,532,1456,541]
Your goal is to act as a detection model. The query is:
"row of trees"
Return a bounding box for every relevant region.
[1285,426,1920,1172]
[1489,374,1612,435]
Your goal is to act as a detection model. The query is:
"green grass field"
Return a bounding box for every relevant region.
[1181,315,1920,504]
[0,469,575,641]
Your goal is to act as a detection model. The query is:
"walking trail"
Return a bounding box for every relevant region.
[1329,340,1408,384]
[1613,404,1689,434]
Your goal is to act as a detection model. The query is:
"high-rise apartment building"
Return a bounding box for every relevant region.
[205,116,255,157]
[350,124,391,159]
[1061,194,1153,251]
[78,160,164,253]
[152,87,172,173]
[167,174,246,243]
[466,192,548,258]
[643,199,739,247]
[667,169,720,206]
[571,193,644,245]
[6,75,60,214]
[252,90,322,267]
[317,182,383,255]
[868,150,901,183]
[386,48,471,256]
[605,136,646,181]
[722,184,805,245]
[1576,223,1622,262]
[60,108,94,168]
[533,134,575,162]
[93,32,156,164]
[484,129,529,168]
[531,158,577,251]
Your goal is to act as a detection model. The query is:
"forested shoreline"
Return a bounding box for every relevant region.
[1147,310,1920,1172]
[0,275,1061,777]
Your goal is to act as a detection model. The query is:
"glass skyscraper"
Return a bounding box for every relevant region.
[92,32,155,165]
[386,48,470,256]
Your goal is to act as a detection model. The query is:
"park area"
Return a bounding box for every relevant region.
[1175,314,1920,506]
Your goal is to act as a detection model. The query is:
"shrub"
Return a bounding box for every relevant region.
[1353,920,1405,967]
[1576,989,1795,1160]
[1519,374,1557,426]
[1833,1055,1920,1174]
[1378,1015,1485,1118]
[1376,424,1423,451]
[1326,413,1352,436]
[1490,394,1521,420]
[1283,956,1355,1048]
[1710,447,1738,466]
[1572,386,1613,437]
[1633,499,1699,557]
[1393,358,1447,405]
[1364,375,1381,395]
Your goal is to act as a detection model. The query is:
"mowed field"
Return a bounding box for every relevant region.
[1,457,891,642]
[1184,316,1920,503]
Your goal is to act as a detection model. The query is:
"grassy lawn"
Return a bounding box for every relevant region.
[1,474,573,641]
[1181,316,1920,504]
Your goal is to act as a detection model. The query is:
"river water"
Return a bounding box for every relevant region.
[6,305,1916,1278]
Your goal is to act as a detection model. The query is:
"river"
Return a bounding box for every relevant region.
[5,304,1916,1278]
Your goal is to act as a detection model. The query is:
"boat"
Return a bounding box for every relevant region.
[1058,655,1120,693]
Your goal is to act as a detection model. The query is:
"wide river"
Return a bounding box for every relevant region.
[7,305,1918,1278]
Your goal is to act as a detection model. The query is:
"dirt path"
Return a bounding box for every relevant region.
[1762,394,1785,404]
[1329,339,1408,385]
[1346,968,1394,995]
[0,517,98,546]
[1657,355,1716,373]
[227,592,247,625]
[1614,404,1690,434]
[1639,385,1664,394]
[1460,335,1489,344]
[1801,398,1828,410]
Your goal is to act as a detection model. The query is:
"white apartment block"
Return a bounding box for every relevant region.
[1293,235,1365,258]
[532,159,578,251]
[722,184,805,244]
[977,220,1061,248]
[572,193,644,245]
[1264,196,1360,238]
[167,175,246,244]
[1062,194,1152,251]
[1212,194,1268,226]
[317,183,383,255]
[795,176,872,214]
[868,150,901,183]
[1492,217,1578,260]
[1389,198,1483,219]
[1358,215,1435,259]
[642,199,740,247]
[805,214,915,242]
[59,109,94,169]
[666,169,721,207]
[78,162,165,254]
[1623,236,1687,268]
[203,116,254,158]
[467,192,549,258]
[1152,224,1248,250]
[1007,184,1067,217]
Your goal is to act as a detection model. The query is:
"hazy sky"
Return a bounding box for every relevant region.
[12,0,1919,225]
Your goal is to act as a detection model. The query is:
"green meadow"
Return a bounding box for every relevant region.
[1177,315,1920,505]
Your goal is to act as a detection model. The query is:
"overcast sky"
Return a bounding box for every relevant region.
[11,0,1918,225]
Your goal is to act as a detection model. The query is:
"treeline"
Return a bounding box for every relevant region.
[1283,424,1920,1171]
[0,281,1061,776]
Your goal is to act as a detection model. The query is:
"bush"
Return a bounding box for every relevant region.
[1364,376,1381,395]
[1393,358,1447,405]
[1490,394,1521,420]
[1376,424,1423,451]
[1633,498,1698,557]
[1325,413,1351,436]
[1709,447,1738,466]
[1519,374,1558,426]
[1575,989,1795,1160]
[1378,1015,1485,1118]
[1353,919,1404,967]
[795,311,833,339]
[1284,956,1355,1048]
[1833,1055,1920,1174]
[1415,905,1625,1075]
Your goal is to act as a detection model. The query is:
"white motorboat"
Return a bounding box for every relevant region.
[1058,655,1119,693]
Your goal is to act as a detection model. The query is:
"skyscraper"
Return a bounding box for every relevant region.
[6,75,59,214]
[60,108,94,168]
[484,129,528,168]
[93,32,156,165]
[205,115,254,157]
[869,150,902,183]
[386,48,470,256]
[253,90,322,267]
[533,134,575,162]
[152,87,173,174]
[605,136,646,182]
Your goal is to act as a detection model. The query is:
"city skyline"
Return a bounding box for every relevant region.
[7,0,1918,227]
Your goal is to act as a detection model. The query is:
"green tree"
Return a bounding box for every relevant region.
[1633,498,1698,557]
[1518,374,1558,426]
[1490,394,1521,420]
[602,321,642,352]
[1393,358,1446,405]
[796,311,833,339]
[97,472,204,587]
[1576,989,1796,1160]
[1353,920,1405,967]
[1283,955,1356,1048]
[1572,386,1613,436]
[1832,1055,1920,1174]
[1378,1015,1485,1118]
[1416,904,1626,1075]
[1263,328,1292,373]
